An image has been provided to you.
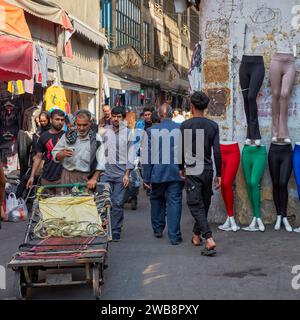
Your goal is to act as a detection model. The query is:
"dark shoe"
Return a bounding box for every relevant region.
[171,238,183,245]
[112,234,121,242]
[154,232,163,238]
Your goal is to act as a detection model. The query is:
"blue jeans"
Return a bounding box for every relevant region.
[101,176,126,238]
[150,181,183,242]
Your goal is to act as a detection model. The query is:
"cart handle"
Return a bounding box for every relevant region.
[37,183,108,198]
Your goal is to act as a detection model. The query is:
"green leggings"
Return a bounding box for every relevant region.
[242,145,267,218]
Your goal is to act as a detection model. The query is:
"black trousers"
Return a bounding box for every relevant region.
[268,143,293,217]
[239,55,265,140]
[185,170,213,240]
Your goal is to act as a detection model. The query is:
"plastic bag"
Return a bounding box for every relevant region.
[6,193,28,223]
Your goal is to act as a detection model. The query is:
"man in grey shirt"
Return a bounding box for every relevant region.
[52,110,105,190]
[100,106,135,241]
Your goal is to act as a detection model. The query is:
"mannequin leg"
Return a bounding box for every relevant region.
[268,146,282,216]
[239,63,251,139]
[242,147,254,218]
[270,59,282,139]
[278,147,293,217]
[221,150,240,217]
[278,62,296,139]
[250,148,267,219]
[247,64,265,140]
[293,145,300,200]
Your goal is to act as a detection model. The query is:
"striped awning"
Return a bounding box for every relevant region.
[69,15,108,49]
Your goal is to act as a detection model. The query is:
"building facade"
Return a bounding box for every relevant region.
[26,0,107,120]
[101,0,201,112]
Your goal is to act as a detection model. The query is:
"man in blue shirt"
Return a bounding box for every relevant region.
[143,104,184,245]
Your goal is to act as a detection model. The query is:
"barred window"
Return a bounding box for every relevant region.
[163,0,178,22]
[116,0,141,52]
[189,10,200,49]
[143,22,151,64]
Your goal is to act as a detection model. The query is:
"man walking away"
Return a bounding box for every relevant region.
[101,106,135,241]
[52,110,105,190]
[27,109,65,191]
[180,91,222,256]
[143,104,184,245]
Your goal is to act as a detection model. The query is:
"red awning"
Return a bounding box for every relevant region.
[0,0,33,80]
[0,34,33,81]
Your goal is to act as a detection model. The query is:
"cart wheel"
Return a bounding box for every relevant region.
[14,269,28,300]
[92,264,102,300]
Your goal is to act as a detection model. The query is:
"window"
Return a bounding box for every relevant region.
[102,0,113,49]
[154,28,162,66]
[181,11,188,27]
[163,0,178,22]
[189,10,200,49]
[181,45,189,79]
[116,0,141,52]
[143,22,151,64]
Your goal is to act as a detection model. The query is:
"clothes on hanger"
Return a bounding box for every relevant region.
[44,86,67,113]
[36,45,48,88]
[7,80,25,96]
[22,105,41,133]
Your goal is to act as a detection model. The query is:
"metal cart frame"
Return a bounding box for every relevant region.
[8,183,112,300]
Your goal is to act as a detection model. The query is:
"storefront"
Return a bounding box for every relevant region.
[103,71,141,110]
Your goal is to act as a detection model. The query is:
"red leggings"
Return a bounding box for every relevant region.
[220,143,240,217]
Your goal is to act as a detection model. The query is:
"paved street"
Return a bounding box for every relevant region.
[1,190,300,300]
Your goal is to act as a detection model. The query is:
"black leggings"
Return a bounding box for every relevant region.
[239,55,265,140]
[268,143,293,217]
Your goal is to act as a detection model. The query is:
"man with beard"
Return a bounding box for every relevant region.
[52,110,105,190]
[27,109,65,189]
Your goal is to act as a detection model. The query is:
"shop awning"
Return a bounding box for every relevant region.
[0,1,33,80]
[0,35,33,80]
[104,72,140,92]
[69,15,108,49]
[5,0,73,30]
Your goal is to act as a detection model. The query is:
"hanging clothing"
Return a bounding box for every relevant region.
[188,42,202,92]
[270,53,296,139]
[44,86,67,113]
[22,105,41,133]
[220,143,240,218]
[293,144,300,200]
[239,55,265,140]
[268,143,293,218]
[36,45,48,88]
[7,80,25,96]
[242,145,267,218]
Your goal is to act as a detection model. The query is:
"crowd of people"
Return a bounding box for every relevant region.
[0,91,220,256]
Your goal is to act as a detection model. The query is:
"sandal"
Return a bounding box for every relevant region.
[201,238,217,257]
[191,234,202,246]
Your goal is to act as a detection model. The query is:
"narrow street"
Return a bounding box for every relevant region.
[1,190,299,300]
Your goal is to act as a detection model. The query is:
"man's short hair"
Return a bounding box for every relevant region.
[111,106,126,118]
[191,91,210,111]
[75,109,92,121]
[103,105,110,111]
[51,109,65,119]
[143,106,153,114]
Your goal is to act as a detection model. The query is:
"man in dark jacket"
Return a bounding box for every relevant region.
[143,103,184,245]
